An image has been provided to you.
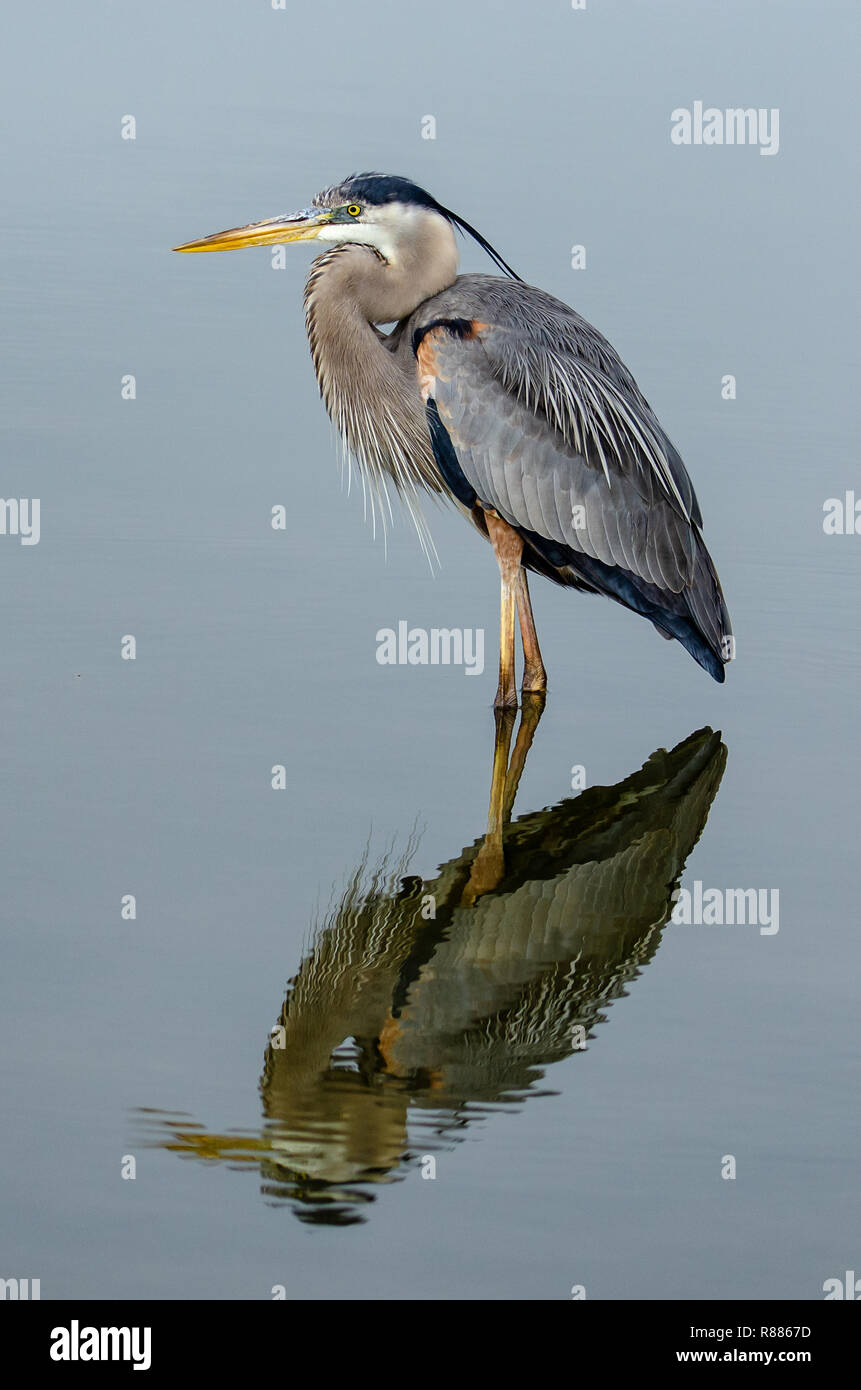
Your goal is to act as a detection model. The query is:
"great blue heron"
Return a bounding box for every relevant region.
[175,173,733,706]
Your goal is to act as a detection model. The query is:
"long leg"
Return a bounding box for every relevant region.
[485,511,523,710]
[514,567,547,694]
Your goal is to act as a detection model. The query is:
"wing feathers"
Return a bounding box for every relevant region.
[411,278,733,680]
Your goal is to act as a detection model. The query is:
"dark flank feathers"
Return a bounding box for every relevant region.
[426,399,478,508]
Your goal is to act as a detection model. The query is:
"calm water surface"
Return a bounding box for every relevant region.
[1,0,859,1299]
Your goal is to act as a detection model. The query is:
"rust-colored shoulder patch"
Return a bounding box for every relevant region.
[415,319,490,401]
[416,325,448,402]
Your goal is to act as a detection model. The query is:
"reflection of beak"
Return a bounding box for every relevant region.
[173,207,333,253]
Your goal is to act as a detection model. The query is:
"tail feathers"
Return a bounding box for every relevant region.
[649,609,727,683]
[522,531,732,683]
[582,557,728,682]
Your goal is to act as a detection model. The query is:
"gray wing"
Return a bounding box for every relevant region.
[410,276,732,679]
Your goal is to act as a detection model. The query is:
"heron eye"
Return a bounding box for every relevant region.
[347,204,361,217]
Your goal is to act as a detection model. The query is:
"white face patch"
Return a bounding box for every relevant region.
[315,201,437,265]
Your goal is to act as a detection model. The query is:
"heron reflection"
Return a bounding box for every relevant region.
[140,706,726,1224]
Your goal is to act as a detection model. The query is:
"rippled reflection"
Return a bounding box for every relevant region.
[139,704,726,1224]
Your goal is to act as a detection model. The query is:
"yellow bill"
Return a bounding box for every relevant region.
[173,207,333,253]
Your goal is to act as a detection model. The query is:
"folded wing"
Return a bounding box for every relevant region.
[410,276,733,681]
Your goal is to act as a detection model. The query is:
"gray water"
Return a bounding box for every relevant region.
[1,0,859,1300]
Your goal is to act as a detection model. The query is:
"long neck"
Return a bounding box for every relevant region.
[303,226,458,514]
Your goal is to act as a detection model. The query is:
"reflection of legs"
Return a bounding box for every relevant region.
[461,695,546,906]
[487,707,517,840]
[485,512,523,710]
[514,568,547,695]
[501,691,546,824]
[461,706,516,905]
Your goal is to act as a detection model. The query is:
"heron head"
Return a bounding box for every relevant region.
[173,172,519,278]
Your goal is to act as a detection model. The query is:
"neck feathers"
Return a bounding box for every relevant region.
[304,239,456,553]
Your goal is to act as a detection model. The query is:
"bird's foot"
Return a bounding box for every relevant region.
[461,838,506,906]
[521,662,547,694]
[493,683,519,711]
